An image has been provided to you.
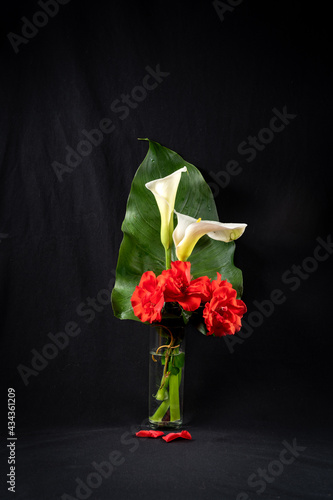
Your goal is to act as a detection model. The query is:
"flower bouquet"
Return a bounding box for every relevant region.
[111,139,247,428]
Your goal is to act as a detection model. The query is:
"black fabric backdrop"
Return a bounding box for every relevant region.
[1,1,332,499]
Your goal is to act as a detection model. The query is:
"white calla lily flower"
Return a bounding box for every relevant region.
[145,166,187,256]
[173,211,247,261]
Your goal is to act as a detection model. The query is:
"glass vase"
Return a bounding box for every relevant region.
[149,321,185,429]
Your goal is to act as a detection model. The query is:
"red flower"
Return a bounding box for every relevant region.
[160,261,207,312]
[131,271,165,324]
[208,272,233,299]
[210,272,224,295]
[188,275,212,303]
[203,279,247,336]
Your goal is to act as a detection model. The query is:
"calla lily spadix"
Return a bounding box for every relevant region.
[145,166,187,268]
[173,211,247,262]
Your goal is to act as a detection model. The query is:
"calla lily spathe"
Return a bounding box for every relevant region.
[173,211,247,261]
[145,167,187,253]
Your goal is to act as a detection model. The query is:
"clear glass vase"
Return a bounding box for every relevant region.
[149,320,185,429]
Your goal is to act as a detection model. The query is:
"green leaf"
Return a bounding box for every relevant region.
[111,139,244,321]
[174,352,185,368]
[181,309,192,324]
[195,322,208,336]
[169,364,179,375]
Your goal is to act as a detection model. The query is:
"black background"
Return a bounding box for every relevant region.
[1,1,332,499]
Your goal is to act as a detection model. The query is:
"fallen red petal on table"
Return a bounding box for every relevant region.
[162,430,192,442]
[136,430,165,438]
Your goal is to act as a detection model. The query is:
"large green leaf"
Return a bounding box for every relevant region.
[111,139,243,321]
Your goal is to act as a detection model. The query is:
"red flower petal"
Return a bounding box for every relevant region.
[135,430,165,438]
[188,275,211,302]
[177,295,201,312]
[162,430,192,442]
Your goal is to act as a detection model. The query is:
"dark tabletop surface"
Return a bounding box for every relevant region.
[1,419,332,500]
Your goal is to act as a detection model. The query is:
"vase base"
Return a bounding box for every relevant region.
[149,419,183,430]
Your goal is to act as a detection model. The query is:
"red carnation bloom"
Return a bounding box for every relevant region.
[209,272,233,299]
[203,280,247,336]
[188,275,212,303]
[160,261,207,312]
[210,272,223,294]
[131,271,165,324]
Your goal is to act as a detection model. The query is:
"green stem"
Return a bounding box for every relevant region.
[151,366,183,422]
[150,398,170,422]
[156,344,172,399]
[150,338,183,424]
[165,247,171,269]
[169,373,180,421]
[170,345,181,421]
[155,376,169,401]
